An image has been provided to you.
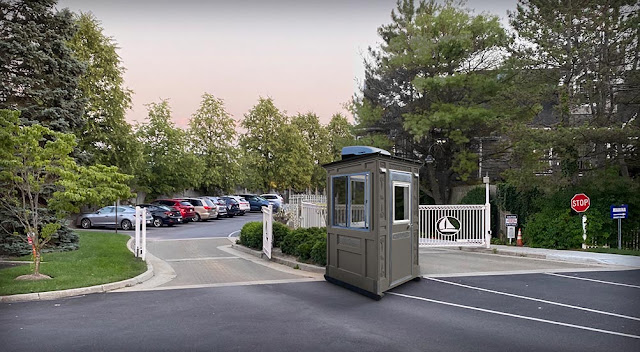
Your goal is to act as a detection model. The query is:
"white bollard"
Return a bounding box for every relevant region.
[135,206,141,258]
[142,209,147,261]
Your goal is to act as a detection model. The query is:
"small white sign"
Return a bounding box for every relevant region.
[507,226,516,239]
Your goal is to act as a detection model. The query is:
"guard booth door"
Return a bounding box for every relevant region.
[389,171,413,287]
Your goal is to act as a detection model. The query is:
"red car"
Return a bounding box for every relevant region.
[152,199,196,222]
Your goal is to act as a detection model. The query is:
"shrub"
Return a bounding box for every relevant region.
[272,222,291,247]
[281,227,326,265]
[280,228,308,256]
[525,208,583,249]
[239,222,263,249]
[310,236,327,266]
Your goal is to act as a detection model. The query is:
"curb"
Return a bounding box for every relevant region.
[0,238,154,304]
[458,247,617,266]
[231,244,325,274]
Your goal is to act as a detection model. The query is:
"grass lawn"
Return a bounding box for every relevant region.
[584,247,640,256]
[0,231,146,296]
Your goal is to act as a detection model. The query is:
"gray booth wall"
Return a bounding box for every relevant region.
[324,154,420,298]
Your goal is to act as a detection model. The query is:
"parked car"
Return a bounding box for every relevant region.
[76,205,152,230]
[261,193,284,209]
[225,195,249,214]
[152,199,196,222]
[205,196,228,218]
[138,204,183,227]
[179,197,217,222]
[221,196,242,217]
[238,194,272,211]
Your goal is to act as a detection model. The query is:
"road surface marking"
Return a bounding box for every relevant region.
[388,292,640,340]
[545,273,640,289]
[228,230,240,238]
[427,277,640,321]
[165,257,239,262]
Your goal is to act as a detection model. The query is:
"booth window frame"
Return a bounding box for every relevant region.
[330,172,370,231]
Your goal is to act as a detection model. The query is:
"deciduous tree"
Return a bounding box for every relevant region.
[188,93,240,194]
[135,100,203,200]
[0,110,133,278]
[67,12,140,173]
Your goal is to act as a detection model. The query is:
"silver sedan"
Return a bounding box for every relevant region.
[76,206,152,230]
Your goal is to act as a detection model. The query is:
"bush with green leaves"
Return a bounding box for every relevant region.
[310,236,327,266]
[238,221,263,249]
[504,169,640,250]
[272,222,291,247]
[281,227,326,264]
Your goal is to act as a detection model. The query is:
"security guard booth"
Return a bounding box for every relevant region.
[323,146,421,300]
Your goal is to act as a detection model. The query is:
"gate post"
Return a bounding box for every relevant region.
[484,175,491,248]
[135,206,141,257]
[262,205,273,259]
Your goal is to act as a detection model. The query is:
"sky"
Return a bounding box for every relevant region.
[57,0,517,128]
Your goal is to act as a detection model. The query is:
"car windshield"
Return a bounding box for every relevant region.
[157,205,171,211]
[240,198,247,202]
[256,197,267,201]
[180,201,193,206]
[263,195,276,199]
[202,198,215,207]
[226,198,238,204]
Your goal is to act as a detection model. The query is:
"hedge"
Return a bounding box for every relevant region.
[238,222,263,249]
[238,222,327,266]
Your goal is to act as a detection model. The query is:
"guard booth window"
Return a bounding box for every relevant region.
[332,173,369,229]
[393,183,409,223]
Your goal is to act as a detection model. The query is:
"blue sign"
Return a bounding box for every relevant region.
[610,204,628,219]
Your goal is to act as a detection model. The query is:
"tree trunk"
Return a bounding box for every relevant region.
[426,164,443,204]
[34,251,41,275]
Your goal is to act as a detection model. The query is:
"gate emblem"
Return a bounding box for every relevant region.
[436,216,461,236]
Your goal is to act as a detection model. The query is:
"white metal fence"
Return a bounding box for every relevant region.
[419,204,489,248]
[301,202,326,228]
[290,194,326,206]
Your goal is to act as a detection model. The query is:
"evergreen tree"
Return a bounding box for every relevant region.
[0,0,85,132]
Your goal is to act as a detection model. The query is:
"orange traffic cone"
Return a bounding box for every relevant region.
[516,228,523,247]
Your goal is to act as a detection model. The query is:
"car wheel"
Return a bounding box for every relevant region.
[153,217,162,228]
[80,218,92,229]
[121,219,132,231]
[194,213,201,222]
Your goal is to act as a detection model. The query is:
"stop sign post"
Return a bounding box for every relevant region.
[571,193,590,249]
[571,193,590,212]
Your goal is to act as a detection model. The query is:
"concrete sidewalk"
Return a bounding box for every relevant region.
[465,245,640,268]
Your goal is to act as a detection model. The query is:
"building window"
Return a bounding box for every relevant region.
[332,173,369,229]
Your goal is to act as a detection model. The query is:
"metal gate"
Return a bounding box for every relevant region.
[419,204,490,248]
[262,205,273,259]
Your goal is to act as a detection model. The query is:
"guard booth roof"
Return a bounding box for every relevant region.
[341,146,391,160]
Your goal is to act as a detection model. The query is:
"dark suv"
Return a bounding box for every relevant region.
[138,204,183,227]
[221,196,242,217]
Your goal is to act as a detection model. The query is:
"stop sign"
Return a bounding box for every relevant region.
[571,193,590,212]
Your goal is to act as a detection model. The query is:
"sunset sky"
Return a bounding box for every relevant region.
[57,0,516,128]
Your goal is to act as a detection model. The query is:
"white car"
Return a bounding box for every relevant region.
[260,194,284,208]
[225,195,250,214]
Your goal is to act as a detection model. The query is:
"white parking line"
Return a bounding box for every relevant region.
[545,273,640,289]
[228,230,240,238]
[387,292,640,340]
[426,277,640,321]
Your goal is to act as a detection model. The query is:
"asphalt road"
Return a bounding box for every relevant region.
[2,270,638,351]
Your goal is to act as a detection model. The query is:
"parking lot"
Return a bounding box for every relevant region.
[2,269,638,351]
